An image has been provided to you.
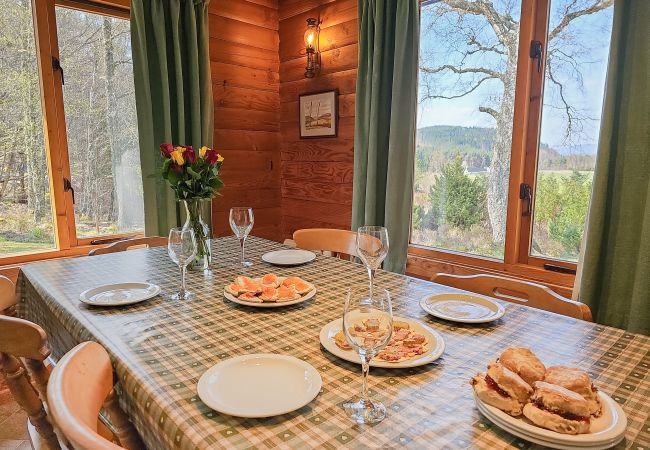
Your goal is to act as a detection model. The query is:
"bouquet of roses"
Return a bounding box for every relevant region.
[159,143,224,200]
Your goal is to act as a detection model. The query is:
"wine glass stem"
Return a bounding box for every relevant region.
[179,266,186,298]
[361,357,370,402]
[239,237,246,265]
[367,267,375,299]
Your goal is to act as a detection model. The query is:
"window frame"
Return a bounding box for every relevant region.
[409,0,587,288]
[0,0,139,267]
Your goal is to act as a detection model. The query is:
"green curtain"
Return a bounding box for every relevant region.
[578,1,650,335]
[131,0,214,236]
[352,0,419,274]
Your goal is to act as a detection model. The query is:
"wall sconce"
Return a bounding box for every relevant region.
[304,18,320,78]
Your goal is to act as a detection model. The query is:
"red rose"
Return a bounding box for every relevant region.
[182,146,197,164]
[160,143,174,157]
[205,149,219,165]
[171,162,183,173]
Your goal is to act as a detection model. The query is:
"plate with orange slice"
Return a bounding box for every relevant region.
[223,274,316,308]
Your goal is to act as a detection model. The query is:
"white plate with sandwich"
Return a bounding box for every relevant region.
[420,292,505,323]
[197,354,322,418]
[470,348,627,450]
[319,315,445,368]
[474,390,626,449]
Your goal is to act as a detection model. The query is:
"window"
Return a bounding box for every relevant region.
[412,0,614,275]
[0,0,56,256]
[0,0,142,263]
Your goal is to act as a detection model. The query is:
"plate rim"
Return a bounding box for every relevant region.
[223,276,316,308]
[319,315,445,368]
[473,391,627,447]
[261,249,316,266]
[79,282,160,306]
[196,353,322,418]
[419,292,505,323]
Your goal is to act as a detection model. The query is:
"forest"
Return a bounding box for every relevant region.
[0,0,143,256]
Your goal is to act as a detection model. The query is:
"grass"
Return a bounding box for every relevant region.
[0,240,55,255]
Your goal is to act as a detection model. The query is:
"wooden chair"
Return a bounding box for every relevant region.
[432,273,593,321]
[0,315,61,449]
[0,274,16,315]
[293,228,358,260]
[48,341,145,450]
[88,236,168,256]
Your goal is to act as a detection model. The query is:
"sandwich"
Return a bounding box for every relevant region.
[499,347,546,386]
[470,360,533,416]
[544,366,602,417]
[523,381,591,434]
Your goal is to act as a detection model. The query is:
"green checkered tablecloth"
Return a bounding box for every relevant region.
[16,236,650,449]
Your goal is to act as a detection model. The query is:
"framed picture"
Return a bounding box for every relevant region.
[299,90,338,138]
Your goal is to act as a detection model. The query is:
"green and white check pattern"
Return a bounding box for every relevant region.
[16,237,650,449]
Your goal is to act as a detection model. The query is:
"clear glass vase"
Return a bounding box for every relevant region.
[182,198,212,270]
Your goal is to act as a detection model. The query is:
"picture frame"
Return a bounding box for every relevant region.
[299,90,338,138]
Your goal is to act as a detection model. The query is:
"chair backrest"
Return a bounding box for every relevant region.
[89,236,168,256]
[48,342,144,450]
[293,228,358,259]
[432,273,593,321]
[0,274,16,314]
[0,315,60,449]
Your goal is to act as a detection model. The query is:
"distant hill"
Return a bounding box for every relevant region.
[416,125,595,172]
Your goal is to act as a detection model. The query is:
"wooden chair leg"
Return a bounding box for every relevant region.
[101,388,145,450]
[0,353,61,450]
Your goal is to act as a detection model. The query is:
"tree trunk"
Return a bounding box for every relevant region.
[102,17,140,230]
[486,52,518,242]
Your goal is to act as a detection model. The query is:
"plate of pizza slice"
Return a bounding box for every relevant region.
[319,315,445,368]
[223,274,316,308]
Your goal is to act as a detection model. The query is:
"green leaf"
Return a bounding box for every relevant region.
[187,166,201,179]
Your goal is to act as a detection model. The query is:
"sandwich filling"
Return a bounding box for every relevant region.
[484,375,511,398]
[531,398,590,423]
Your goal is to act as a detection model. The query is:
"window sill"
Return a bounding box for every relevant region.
[406,245,576,298]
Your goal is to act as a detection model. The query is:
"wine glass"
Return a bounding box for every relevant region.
[356,226,389,299]
[168,227,197,300]
[229,207,254,267]
[342,286,393,424]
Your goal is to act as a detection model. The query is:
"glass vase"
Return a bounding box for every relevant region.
[182,198,212,271]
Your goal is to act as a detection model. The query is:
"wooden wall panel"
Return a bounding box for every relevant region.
[279,0,358,240]
[210,1,281,241]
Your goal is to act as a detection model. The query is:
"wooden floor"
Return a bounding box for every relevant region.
[0,375,30,450]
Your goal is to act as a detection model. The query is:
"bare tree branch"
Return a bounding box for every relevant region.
[442,0,516,48]
[478,106,499,119]
[549,0,614,40]
[422,75,497,100]
[420,64,503,80]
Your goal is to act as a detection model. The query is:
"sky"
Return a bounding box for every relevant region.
[417,1,614,154]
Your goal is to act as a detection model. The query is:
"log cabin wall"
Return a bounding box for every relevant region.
[208,0,282,241]
[278,0,358,239]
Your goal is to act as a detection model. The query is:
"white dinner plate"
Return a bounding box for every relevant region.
[261,249,316,266]
[223,276,316,308]
[474,392,627,449]
[319,315,445,368]
[420,293,505,323]
[197,354,322,418]
[79,282,160,306]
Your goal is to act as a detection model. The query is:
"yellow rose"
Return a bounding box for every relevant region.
[170,149,185,166]
[199,146,209,158]
[217,153,224,163]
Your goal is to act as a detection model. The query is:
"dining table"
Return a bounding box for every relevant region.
[15,236,650,449]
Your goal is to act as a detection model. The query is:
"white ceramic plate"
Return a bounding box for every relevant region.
[420,293,505,323]
[319,315,445,368]
[79,282,160,306]
[474,392,627,449]
[261,249,316,266]
[197,354,322,418]
[223,277,316,308]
